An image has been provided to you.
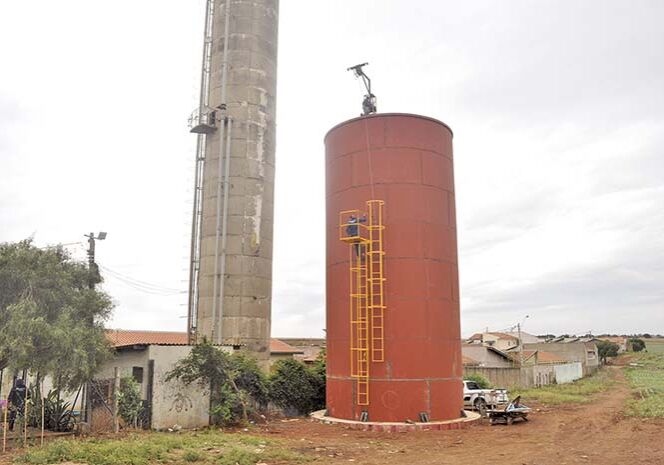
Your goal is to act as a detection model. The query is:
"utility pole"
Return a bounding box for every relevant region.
[518,323,523,366]
[82,231,107,427]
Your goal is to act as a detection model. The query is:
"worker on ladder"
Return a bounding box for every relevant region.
[346,215,367,258]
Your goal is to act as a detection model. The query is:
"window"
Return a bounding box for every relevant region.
[132,366,144,384]
[466,382,480,390]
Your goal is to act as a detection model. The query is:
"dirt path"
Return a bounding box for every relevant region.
[261,367,664,465]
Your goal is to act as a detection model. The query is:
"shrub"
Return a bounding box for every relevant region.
[269,358,325,415]
[118,377,144,428]
[629,338,646,352]
[166,341,268,426]
[465,374,491,389]
[597,341,619,363]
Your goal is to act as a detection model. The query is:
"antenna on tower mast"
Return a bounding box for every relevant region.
[348,62,377,116]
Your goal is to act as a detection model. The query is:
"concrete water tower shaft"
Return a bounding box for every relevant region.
[187,0,278,364]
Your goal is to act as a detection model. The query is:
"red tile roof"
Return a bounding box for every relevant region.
[462,355,479,366]
[488,332,519,341]
[105,329,303,355]
[536,351,569,364]
[270,338,304,354]
[106,329,188,347]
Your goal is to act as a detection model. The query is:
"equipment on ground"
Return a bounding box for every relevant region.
[488,396,531,425]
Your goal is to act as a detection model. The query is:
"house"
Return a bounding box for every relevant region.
[106,330,306,367]
[501,331,541,344]
[524,342,599,375]
[505,349,570,366]
[466,332,520,352]
[461,344,514,368]
[269,339,305,364]
[278,338,326,364]
[97,330,310,431]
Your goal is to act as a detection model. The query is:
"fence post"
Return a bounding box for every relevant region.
[3,397,7,453]
[113,368,120,433]
[23,385,28,447]
[40,379,45,446]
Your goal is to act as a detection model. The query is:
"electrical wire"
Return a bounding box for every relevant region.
[97,263,186,296]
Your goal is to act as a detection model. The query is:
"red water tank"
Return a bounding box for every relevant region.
[325,113,463,422]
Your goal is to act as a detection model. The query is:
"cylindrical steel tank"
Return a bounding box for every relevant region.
[325,113,463,422]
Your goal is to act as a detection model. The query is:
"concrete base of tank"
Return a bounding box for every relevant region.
[310,410,481,432]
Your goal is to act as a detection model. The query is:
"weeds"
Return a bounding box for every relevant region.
[513,368,615,405]
[15,430,310,465]
[625,352,664,418]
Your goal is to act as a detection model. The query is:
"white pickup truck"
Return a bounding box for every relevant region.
[463,380,509,413]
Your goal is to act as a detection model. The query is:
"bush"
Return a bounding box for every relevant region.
[630,338,646,352]
[465,374,491,389]
[269,358,326,415]
[118,377,143,428]
[166,341,268,426]
[597,341,619,363]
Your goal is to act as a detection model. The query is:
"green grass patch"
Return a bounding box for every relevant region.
[15,430,310,465]
[645,339,664,354]
[512,368,615,405]
[625,352,664,418]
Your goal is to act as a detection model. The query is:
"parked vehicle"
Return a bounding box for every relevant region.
[463,380,509,413]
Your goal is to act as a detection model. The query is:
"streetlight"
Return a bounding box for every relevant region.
[84,232,107,290]
[82,231,106,425]
[517,315,530,366]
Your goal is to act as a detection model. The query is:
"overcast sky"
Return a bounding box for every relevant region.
[1,0,662,338]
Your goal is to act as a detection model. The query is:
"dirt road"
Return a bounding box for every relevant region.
[262,367,664,465]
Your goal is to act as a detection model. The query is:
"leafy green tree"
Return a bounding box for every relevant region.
[629,338,646,352]
[0,240,113,390]
[165,341,268,425]
[597,340,619,363]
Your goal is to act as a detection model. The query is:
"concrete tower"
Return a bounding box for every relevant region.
[187,0,278,363]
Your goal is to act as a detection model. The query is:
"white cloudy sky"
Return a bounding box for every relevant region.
[1,1,662,338]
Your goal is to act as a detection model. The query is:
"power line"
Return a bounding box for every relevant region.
[98,264,186,296]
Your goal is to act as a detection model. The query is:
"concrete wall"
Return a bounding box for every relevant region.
[148,346,211,430]
[554,362,583,384]
[96,348,150,398]
[524,343,599,375]
[464,367,532,389]
[195,0,280,365]
[464,365,560,389]
[93,345,234,430]
[0,370,82,411]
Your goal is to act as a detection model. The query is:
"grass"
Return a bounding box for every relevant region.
[512,368,615,405]
[625,351,664,418]
[644,339,664,354]
[14,429,310,465]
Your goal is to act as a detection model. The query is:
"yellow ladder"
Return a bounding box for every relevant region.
[350,241,370,405]
[366,200,386,362]
[340,201,386,407]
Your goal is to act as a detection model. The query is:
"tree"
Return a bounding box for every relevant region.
[0,240,113,390]
[165,341,268,425]
[629,338,646,352]
[269,358,326,416]
[597,340,619,363]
